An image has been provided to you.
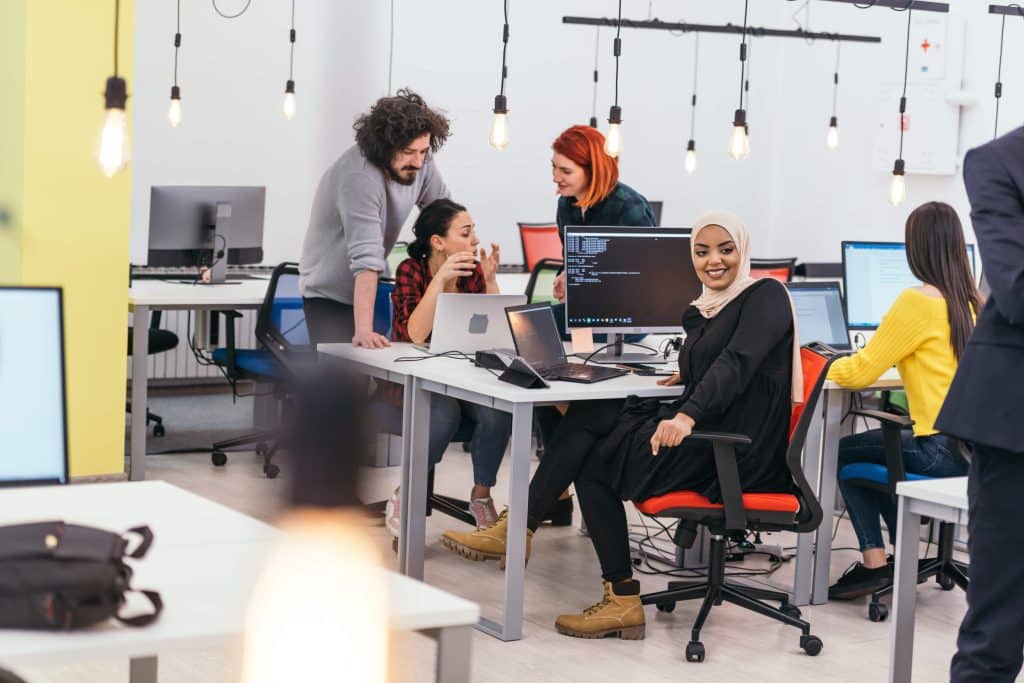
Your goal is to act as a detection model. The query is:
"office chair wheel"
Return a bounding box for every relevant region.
[781,603,802,620]
[938,573,955,591]
[655,601,676,614]
[152,424,165,437]
[868,602,889,622]
[211,451,228,467]
[685,641,705,663]
[800,635,823,656]
[263,463,280,479]
[462,442,471,452]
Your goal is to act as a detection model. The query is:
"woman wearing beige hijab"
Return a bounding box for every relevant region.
[441,211,800,641]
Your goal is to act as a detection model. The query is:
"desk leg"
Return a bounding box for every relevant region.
[129,305,150,481]
[397,376,414,574]
[793,396,825,606]
[478,402,531,642]
[427,625,472,683]
[129,655,157,683]
[402,377,431,580]
[811,388,843,604]
[890,496,919,683]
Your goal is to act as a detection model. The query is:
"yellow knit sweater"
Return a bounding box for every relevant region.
[827,288,958,437]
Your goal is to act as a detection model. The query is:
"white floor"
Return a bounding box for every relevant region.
[13,446,995,683]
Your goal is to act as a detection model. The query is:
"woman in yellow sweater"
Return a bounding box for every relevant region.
[828,202,982,600]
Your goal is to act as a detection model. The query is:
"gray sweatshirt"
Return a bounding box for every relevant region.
[298,145,448,304]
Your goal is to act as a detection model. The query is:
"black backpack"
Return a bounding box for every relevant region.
[0,521,162,630]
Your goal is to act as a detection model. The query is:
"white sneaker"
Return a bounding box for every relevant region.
[468,496,499,529]
[385,486,401,541]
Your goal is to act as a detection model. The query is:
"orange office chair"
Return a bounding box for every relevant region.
[750,257,797,283]
[517,222,563,273]
[637,343,839,662]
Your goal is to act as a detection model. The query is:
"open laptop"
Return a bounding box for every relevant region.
[416,293,527,354]
[0,286,69,486]
[505,303,627,383]
[785,281,852,351]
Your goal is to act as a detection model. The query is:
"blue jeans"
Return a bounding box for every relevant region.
[838,429,968,551]
[372,394,511,488]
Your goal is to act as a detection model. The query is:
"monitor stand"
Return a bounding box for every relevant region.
[205,201,232,284]
[591,334,666,365]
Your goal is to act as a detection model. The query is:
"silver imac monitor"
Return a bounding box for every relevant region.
[0,287,69,486]
[564,225,700,363]
[148,186,266,282]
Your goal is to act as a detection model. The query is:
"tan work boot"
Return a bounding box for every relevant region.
[440,510,532,568]
[554,580,646,640]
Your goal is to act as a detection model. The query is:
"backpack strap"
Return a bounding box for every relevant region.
[115,589,163,627]
[124,526,154,559]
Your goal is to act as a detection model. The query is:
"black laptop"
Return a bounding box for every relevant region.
[785,281,853,351]
[505,304,627,383]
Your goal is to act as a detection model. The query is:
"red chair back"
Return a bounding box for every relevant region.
[788,347,829,440]
[518,223,562,272]
[751,267,792,283]
[750,258,797,283]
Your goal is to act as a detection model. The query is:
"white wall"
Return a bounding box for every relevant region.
[131,0,1024,268]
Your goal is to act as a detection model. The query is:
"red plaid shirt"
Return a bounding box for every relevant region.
[390,257,487,342]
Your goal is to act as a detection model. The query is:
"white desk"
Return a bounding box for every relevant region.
[890,477,968,683]
[0,481,479,683]
[127,279,270,481]
[792,367,904,606]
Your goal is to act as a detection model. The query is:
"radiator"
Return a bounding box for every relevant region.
[129,309,259,384]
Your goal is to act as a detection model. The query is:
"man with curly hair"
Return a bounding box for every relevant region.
[299,89,451,346]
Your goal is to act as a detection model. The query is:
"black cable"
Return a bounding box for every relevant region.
[688,35,699,141]
[173,0,181,87]
[113,0,120,76]
[212,0,252,19]
[613,0,622,107]
[590,27,600,126]
[498,0,510,97]
[897,6,913,161]
[832,40,841,118]
[738,0,749,110]
[288,0,296,82]
[995,14,1007,137]
[388,0,395,95]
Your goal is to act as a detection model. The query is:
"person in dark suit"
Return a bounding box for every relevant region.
[938,126,1024,682]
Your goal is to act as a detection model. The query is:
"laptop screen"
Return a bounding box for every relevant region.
[506,304,566,370]
[0,287,69,486]
[785,282,851,350]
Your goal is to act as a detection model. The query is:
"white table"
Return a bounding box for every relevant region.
[0,481,479,683]
[127,279,270,481]
[890,477,968,683]
[792,367,904,606]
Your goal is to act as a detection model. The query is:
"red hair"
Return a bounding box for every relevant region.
[551,125,619,208]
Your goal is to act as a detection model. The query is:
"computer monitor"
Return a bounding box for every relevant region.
[785,282,852,351]
[564,225,700,362]
[0,287,69,486]
[148,186,266,282]
[841,241,977,330]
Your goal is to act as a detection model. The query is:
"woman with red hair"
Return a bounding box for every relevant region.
[550,125,657,302]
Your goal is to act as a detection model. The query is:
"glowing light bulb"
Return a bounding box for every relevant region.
[604,105,623,158]
[283,80,296,120]
[889,159,907,206]
[489,95,509,150]
[167,86,182,128]
[97,77,129,178]
[826,116,839,150]
[242,510,388,683]
[728,109,749,160]
[684,139,697,175]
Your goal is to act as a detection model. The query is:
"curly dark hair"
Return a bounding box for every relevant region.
[353,89,451,170]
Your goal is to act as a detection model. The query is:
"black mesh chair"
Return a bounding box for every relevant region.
[126,311,179,437]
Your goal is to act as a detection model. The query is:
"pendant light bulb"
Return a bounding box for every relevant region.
[489,95,509,151]
[167,86,182,128]
[97,76,129,178]
[826,116,839,150]
[684,139,697,175]
[889,159,907,207]
[604,105,623,158]
[283,80,296,120]
[728,109,749,160]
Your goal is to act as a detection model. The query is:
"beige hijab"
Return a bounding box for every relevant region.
[690,211,804,404]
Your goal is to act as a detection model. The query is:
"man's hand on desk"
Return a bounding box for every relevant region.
[352,329,391,349]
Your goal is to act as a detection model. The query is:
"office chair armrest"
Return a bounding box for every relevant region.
[848,409,910,496]
[689,431,751,532]
[211,310,243,376]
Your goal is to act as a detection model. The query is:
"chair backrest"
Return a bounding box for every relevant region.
[256,262,311,370]
[751,257,797,283]
[785,344,842,533]
[525,258,564,304]
[648,200,663,226]
[518,223,563,272]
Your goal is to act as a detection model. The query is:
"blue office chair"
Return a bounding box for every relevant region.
[209,263,392,478]
[838,409,970,622]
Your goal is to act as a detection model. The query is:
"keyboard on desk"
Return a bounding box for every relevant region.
[538,362,627,383]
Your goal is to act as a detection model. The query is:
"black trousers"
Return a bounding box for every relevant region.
[951,443,1024,682]
[303,297,355,344]
[527,399,635,583]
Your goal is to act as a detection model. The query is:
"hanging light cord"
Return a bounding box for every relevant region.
[173,0,181,88]
[897,6,913,161]
[388,0,395,95]
[113,0,120,76]
[212,0,252,19]
[288,0,296,82]
[995,13,1007,137]
[832,41,841,117]
[738,0,749,109]
[497,0,510,97]
[744,37,753,114]
[613,0,622,108]
[689,34,700,141]
[591,27,600,123]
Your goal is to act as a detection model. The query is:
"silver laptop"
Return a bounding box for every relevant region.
[416,293,527,354]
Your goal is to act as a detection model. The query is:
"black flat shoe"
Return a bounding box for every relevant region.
[829,562,892,600]
[543,496,574,527]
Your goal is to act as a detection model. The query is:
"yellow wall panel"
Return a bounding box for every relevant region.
[0,1,26,281]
